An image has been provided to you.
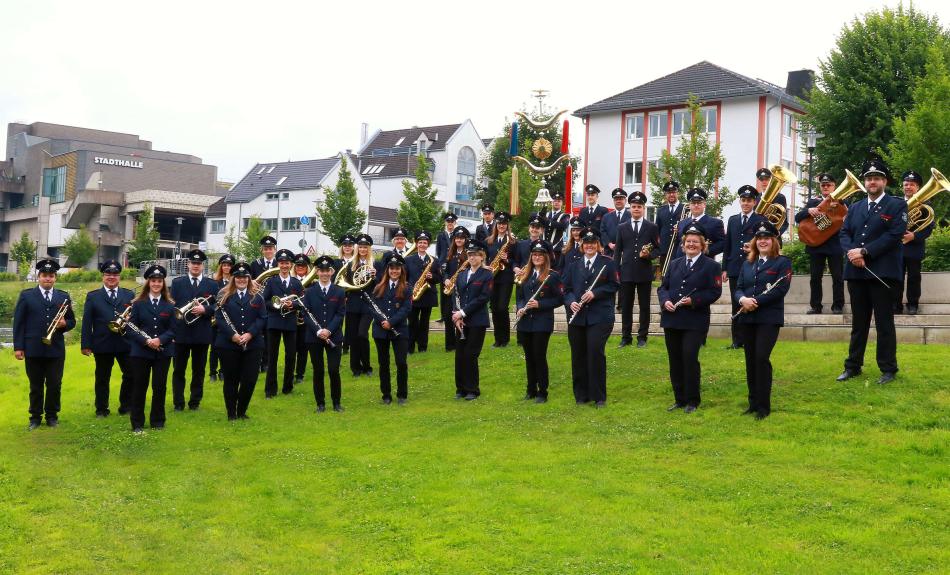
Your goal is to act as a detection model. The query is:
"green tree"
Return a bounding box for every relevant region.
[886,44,950,225]
[239,216,268,262]
[492,166,542,238]
[223,225,244,260]
[11,231,35,279]
[647,94,734,216]
[804,5,949,176]
[317,157,365,245]
[127,203,159,266]
[62,224,97,267]
[397,155,442,238]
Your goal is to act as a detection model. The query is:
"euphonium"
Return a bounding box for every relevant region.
[336,260,376,291]
[905,167,949,238]
[254,267,281,285]
[42,299,70,345]
[175,295,212,324]
[754,164,796,230]
[108,306,132,334]
[411,256,434,301]
[442,260,471,295]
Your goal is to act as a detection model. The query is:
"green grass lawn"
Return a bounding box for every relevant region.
[0,334,947,574]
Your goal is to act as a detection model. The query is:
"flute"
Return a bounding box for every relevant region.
[512,274,550,330]
[567,265,606,325]
[730,274,788,320]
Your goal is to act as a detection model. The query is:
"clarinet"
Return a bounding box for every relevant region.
[512,273,550,330]
[361,292,402,338]
[567,265,607,325]
[294,299,337,348]
[453,290,466,341]
[126,321,164,352]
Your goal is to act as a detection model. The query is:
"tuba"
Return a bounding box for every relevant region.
[336,260,376,291]
[411,256,434,301]
[754,164,796,230]
[905,167,949,238]
[798,169,866,247]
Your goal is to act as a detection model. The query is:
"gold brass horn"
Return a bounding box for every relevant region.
[906,167,949,235]
[754,164,796,230]
[335,262,376,291]
[300,263,319,288]
[255,266,281,285]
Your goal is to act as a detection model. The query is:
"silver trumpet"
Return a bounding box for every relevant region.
[175,296,212,324]
[271,294,302,317]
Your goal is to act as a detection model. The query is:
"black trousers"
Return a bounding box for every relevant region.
[664,328,706,407]
[208,326,219,375]
[568,322,612,403]
[265,328,297,396]
[25,357,65,423]
[809,253,844,310]
[375,337,408,400]
[737,323,781,415]
[93,352,133,415]
[441,292,457,351]
[129,356,170,429]
[172,343,208,409]
[490,281,513,344]
[620,281,652,342]
[218,347,262,418]
[846,279,898,374]
[294,324,308,378]
[455,325,486,395]
[896,257,922,307]
[408,306,433,352]
[521,331,552,398]
[347,312,372,374]
[309,341,342,407]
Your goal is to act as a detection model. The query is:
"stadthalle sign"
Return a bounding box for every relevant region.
[94,156,143,169]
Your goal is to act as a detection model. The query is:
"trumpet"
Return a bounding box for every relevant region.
[108,306,132,334]
[42,299,70,345]
[175,296,212,324]
[271,294,302,317]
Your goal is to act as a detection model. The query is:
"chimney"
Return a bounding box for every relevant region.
[360,122,368,146]
[785,69,815,100]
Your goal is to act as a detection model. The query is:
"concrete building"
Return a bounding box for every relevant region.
[0,122,221,271]
[574,61,812,220]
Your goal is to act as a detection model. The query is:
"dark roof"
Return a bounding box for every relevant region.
[226,157,339,203]
[574,61,804,116]
[481,138,495,148]
[362,123,461,154]
[369,205,398,224]
[355,154,431,180]
[205,197,226,217]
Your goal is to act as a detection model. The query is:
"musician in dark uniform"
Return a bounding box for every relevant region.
[125,265,176,433]
[213,262,267,420]
[734,221,792,419]
[370,253,412,405]
[756,167,789,237]
[614,191,660,348]
[514,240,564,403]
[557,217,584,273]
[896,170,932,315]
[563,228,620,407]
[261,248,304,396]
[335,234,356,355]
[81,260,135,417]
[391,227,412,258]
[208,253,235,381]
[300,256,346,412]
[577,184,609,229]
[452,239,493,400]
[794,173,845,314]
[475,204,495,242]
[343,233,379,377]
[541,192,570,246]
[487,211,516,348]
[837,158,907,385]
[440,226,470,352]
[292,253,312,384]
[658,224,722,413]
[600,187,629,258]
[671,187,726,260]
[512,213,546,282]
[723,185,766,349]
[436,213,458,332]
[405,231,440,354]
[655,181,684,274]
[251,235,277,373]
[169,249,217,411]
[14,259,76,430]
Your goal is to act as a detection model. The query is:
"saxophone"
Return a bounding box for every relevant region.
[489,233,514,276]
[442,259,471,295]
[411,256,434,301]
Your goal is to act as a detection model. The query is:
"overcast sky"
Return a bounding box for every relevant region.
[3,0,947,184]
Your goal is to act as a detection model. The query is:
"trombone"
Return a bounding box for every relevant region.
[175,296,212,324]
[42,299,70,345]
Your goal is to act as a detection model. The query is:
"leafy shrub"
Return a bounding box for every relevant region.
[121,268,137,280]
[58,270,102,283]
[922,225,950,271]
[781,240,811,275]
[0,272,20,282]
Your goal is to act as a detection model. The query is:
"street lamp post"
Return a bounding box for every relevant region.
[97,232,102,267]
[806,130,822,203]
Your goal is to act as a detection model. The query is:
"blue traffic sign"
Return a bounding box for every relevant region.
[299,215,310,225]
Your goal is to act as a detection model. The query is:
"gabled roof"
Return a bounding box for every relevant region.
[226,157,339,203]
[205,197,226,217]
[361,123,461,154]
[574,61,803,116]
[355,154,430,180]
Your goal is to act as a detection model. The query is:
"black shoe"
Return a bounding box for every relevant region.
[684,405,697,414]
[281,389,293,395]
[806,307,822,315]
[418,347,427,353]
[295,376,304,384]
[741,408,755,415]
[46,419,59,428]
[523,393,536,401]
[209,373,218,382]
[351,372,361,378]
[617,339,632,348]
[174,405,185,411]
[96,412,107,418]
[754,411,769,420]
[316,404,326,413]
[239,414,249,420]
[725,343,743,350]
[334,404,346,411]
[576,400,590,406]
[151,423,165,430]
[454,393,464,400]
[28,421,41,431]
[228,415,238,421]
[877,372,896,385]
[397,398,407,406]
[365,369,374,376]
[666,403,684,412]
[188,404,199,410]
[534,396,548,404]
[265,394,276,399]
[132,427,144,434]
[907,305,919,315]
[464,394,478,401]
[435,318,445,324]
[893,306,904,315]
[836,369,861,382]
[259,366,267,373]
[445,347,456,352]
[594,401,606,409]
[831,306,843,314]
[118,408,129,416]
[382,397,392,405]
[637,339,647,348]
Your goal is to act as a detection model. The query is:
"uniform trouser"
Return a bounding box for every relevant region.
[218,347,262,418]
[809,253,845,310]
[172,343,209,409]
[341,312,352,354]
[896,257,922,308]
[26,357,65,422]
[294,324,308,378]
[441,291,457,351]
[375,337,408,400]
[737,323,781,414]
[408,306,432,352]
[94,352,133,414]
[129,356,170,429]
[845,279,898,374]
[309,342,342,407]
[208,326,219,375]
[663,328,706,407]
[265,329,297,395]
[568,322,612,403]
[490,281,513,344]
[620,281,652,342]
[521,331,552,398]
[347,312,372,374]
[455,325,486,396]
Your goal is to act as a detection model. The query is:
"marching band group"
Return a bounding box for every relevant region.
[12,156,937,431]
